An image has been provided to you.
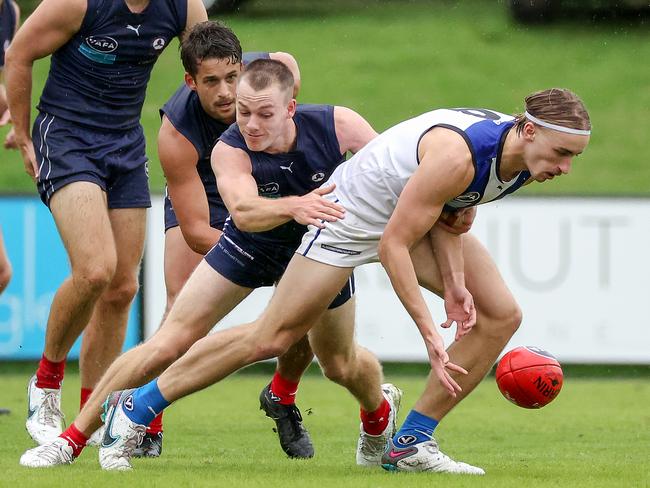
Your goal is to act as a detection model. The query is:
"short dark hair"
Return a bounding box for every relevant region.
[238,59,294,100]
[514,88,591,136]
[180,21,242,77]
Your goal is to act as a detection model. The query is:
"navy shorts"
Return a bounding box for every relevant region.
[204,225,355,309]
[163,184,229,232]
[32,112,150,209]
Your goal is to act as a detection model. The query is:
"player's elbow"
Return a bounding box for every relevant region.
[377,237,399,267]
[229,207,258,233]
[4,44,30,69]
[181,226,221,256]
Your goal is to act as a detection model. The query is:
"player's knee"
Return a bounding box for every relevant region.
[72,262,116,295]
[483,302,523,340]
[318,355,352,385]
[101,278,139,309]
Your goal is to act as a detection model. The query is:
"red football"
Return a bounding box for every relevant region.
[495,346,563,409]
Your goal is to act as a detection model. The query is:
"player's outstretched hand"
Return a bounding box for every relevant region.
[293,183,345,228]
[425,332,467,397]
[441,284,476,341]
[4,127,18,150]
[17,137,39,180]
[436,207,477,235]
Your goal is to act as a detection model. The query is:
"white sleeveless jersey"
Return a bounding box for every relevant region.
[327,108,530,229]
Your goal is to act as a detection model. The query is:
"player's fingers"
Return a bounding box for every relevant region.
[322,200,346,213]
[440,319,453,329]
[314,183,336,195]
[445,361,468,375]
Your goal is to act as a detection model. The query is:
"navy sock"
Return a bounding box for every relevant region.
[393,409,439,448]
[122,379,170,426]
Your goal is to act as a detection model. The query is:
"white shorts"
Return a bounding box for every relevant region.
[296,209,384,268]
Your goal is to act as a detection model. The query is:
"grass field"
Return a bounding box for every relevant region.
[0,0,649,195]
[0,367,649,487]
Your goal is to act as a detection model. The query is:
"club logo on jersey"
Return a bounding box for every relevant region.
[311,172,325,182]
[397,435,417,445]
[258,182,280,196]
[152,37,166,50]
[85,36,118,53]
[452,191,481,204]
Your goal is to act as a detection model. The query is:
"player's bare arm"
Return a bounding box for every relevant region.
[269,52,301,97]
[435,206,477,235]
[378,127,474,396]
[5,0,85,177]
[333,106,378,153]
[180,0,208,40]
[213,141,345,231]
[159,116,221,255]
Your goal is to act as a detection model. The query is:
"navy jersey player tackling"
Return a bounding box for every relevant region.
[5,0,207,448]
[96,88,591,473]
[143,22,311,457]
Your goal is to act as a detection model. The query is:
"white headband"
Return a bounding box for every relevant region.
[525,111,591,136]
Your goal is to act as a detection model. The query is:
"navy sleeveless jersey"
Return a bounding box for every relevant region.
[442,114,530,211]
[219,104,344,248]
[0,0,16,67]
[159,52,270,188]
[38,0,187,130]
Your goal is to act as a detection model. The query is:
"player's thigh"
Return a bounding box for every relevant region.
[164,226,206,301]
[157,259,253,341]
[411,233,518,319]
[49,181,115,270]
[255,255,353,344]
[461,233,519,320]
[108,207,146,282]
[309,297,356,359]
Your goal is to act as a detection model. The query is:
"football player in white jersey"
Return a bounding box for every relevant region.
[96,88,591,474]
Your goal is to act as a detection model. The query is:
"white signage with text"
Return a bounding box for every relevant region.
[144,197,650,364]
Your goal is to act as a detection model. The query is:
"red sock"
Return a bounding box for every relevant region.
[147,412,164,434]
[80,388,93,410]
[35,354,66,389]
[60,423,88,458]
[269,372,299,405]
[360,398,390,436]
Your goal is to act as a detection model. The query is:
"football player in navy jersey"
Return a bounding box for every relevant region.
[141,21,309,458]
[95,88,591,473]
[5,0,207,449]
[0,0,19,148]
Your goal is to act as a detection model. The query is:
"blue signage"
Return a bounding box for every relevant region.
[0,196,142,359]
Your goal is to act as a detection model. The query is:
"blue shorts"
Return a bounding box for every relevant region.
[204,224,355,309]
[163,185,229,232]
[32,112,150,209]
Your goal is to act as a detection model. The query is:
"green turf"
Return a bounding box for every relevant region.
[1,370,648,487]
[1,0,649,195]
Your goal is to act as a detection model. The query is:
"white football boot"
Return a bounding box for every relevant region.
[86,426,105,447]
[19,437,74,468]
[25,375,64,445]
[381,437,485,475]
[99,390,146,471]
[356,383,402,466]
